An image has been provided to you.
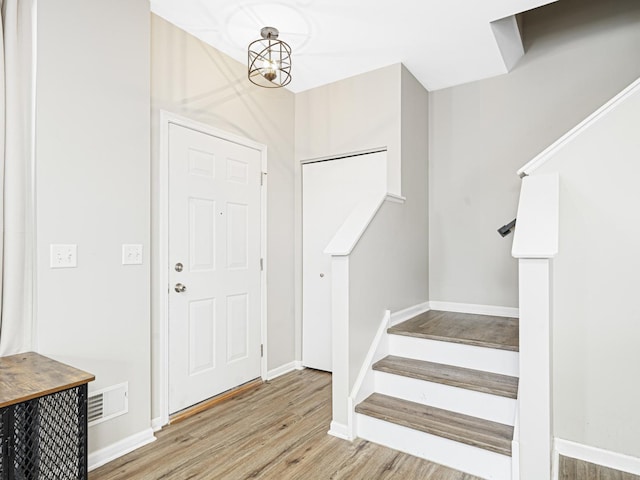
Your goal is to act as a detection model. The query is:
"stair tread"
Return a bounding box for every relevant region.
[356,393,513,456]
[388,310,519,352]
[373,355,518,398]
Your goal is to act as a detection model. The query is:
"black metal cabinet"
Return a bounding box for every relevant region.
[0,353,94,480]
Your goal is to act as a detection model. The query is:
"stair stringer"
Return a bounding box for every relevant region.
[347,303,432,439]
[344,309,390,440]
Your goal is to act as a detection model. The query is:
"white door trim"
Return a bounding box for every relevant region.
[158,111,268,427]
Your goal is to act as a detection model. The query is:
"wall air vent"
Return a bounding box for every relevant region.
[87,393,104,424]
[87,382,128,427]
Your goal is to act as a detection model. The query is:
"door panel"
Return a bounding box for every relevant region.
[227,293,249,362]
[227,202,249,269]
[188,298,216,374]
[169,123,262,414]
[189,198,216,271]
[302,152,387,372]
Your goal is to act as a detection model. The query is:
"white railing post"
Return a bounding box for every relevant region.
[517,258,552,479]
[328,255,351,439]
[512,173,559,480]
[324,193,391,440]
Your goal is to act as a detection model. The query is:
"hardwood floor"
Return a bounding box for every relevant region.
[559,455,640,480]
[90,369,481,479]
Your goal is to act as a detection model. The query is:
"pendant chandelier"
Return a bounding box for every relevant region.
[248,27,292,88]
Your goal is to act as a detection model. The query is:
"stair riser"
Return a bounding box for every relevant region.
[356,414,512,480]
[389,335,519,376]
[375,371,516,426]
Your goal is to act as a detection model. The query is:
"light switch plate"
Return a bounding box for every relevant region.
[50,244,77,268]
[122,244,143,265]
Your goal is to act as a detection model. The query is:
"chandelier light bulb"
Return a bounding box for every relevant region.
[262,58,278,81]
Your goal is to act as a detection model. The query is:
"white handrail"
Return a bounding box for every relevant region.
[324,192,405,256]
[517,77,640,177]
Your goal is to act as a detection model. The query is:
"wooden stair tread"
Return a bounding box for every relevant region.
[373,355,518,399]
[388,310,519,352]
[355,393,513,456]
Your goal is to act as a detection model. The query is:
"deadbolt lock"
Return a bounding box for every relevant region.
[175,262,183,272]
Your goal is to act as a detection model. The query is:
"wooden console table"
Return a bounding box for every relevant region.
[0,352,94,480]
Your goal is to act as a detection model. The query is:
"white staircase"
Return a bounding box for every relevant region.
[354,310,519,480]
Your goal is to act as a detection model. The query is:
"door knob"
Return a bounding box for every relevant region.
[175,283,187,293]
[319,273,325,278]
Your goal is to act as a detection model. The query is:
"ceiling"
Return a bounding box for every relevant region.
[150,0,557,93]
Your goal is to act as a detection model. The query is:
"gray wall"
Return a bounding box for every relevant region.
[295,64,403,193]
[401,66,430,304]
[35,0,151,453]
[296,65,430,382]
[296,65,429,428]
[294,64,404,361]
[428,0,640,307]
[536,86,640,456]
[150,15,296,419]
[348,66,430,387]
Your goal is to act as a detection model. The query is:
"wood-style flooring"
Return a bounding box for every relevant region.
[355,393,513,456]
[90,369,481,480]
[373,355,518,398]
[559,456,640,480]
[388,310,519,352]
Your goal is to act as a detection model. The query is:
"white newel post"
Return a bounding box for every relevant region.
[323,192,390,440]
[329,255,351,439]
[517,258,553,480]
[512,173,559,480]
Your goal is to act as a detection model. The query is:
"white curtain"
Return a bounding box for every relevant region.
[0,0,35,355]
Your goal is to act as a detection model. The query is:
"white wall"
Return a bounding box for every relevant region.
[150,15,296,418]
[35,0,151,453]
[535,85,640,457]
[429,0,640,308]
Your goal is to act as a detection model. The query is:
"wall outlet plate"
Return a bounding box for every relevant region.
[50,244,77,268]
[122,244,143,265]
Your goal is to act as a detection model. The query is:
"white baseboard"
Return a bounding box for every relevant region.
[388,301,517,326]
[390,302,430,326]
[429,301,519,318]
[88,428,156,471]
[328,421,351,441]
[266,360,304,381]
[554,438,640,478]
[150,416,164,432]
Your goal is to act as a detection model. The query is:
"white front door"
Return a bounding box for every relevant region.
[168,123,262,414]
[302,152,387,372]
